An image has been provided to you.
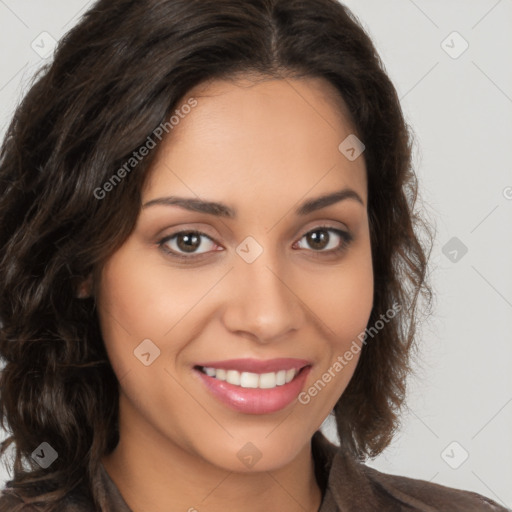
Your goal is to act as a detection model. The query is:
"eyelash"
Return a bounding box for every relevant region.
[157,225,353,261]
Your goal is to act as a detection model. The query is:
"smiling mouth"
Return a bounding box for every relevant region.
[194,366,308,390]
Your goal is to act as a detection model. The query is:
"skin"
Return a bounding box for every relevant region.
[92,75,374,512]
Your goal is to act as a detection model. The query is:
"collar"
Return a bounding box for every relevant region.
[312,430,382,512]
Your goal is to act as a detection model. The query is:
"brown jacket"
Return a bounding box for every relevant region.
[1,431,510,511]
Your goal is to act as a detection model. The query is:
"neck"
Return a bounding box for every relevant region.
[101,397,323,512]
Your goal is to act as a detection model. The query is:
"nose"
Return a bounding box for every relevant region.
[221,248,305,344]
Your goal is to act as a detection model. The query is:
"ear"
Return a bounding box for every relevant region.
[76,273,93,299]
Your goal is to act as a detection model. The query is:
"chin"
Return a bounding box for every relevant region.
[192,433,311,474]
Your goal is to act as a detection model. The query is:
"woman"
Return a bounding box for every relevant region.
[0,0,508,511]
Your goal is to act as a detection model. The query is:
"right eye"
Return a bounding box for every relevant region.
[158,230,222,260]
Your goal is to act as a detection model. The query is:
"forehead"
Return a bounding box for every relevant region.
[170,74,357,144]
[142,75,366,205]
[188,73,354,121]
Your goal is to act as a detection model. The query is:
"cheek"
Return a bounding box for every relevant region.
[96,246,203,340]
[303,252,374,347]
[319,273,373,338]
[95,243,229,383]
[95,248,178,375]
[300,241,373,399]
[297,263,372,418]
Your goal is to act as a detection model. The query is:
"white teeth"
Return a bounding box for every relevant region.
[215,369,227,381]
[204,367,216,377]
[201,367,299,389]
[226,370,241,386]
[240,372,259,388]
[259,372,276,389]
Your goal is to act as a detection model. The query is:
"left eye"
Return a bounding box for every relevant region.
[158,226,352,259]
[294,227,352,252]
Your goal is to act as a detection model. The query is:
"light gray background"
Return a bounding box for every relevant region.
[0,0,511,508]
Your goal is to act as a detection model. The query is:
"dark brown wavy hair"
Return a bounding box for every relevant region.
[0,0,433,509]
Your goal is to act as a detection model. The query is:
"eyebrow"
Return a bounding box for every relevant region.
[142,188,364,218]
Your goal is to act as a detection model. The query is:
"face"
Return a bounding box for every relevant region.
[95,75,373,472]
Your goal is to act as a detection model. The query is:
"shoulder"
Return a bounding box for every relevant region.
[0,487,95,512]
[360,463,511,511]
[315,432,511,512]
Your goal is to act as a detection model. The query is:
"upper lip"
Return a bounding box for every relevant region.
[194,358,311,373]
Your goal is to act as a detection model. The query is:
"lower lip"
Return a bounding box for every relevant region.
[194,366,311,415]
